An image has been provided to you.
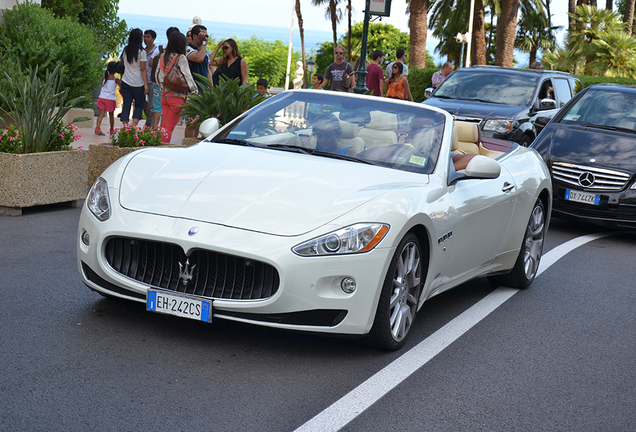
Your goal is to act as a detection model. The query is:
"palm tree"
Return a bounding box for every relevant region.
[295,0,307,88]
[311,0,343,54]
[495,0,520,67]
[569,0,576,33]
[515,0,559,65]
[568,4,626,74]
[346,0,352,61]
[624,0,635,35]
[588,29,636,76]
[408,0,430,68]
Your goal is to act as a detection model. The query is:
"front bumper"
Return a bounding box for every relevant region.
[77,203,394,335]
[552,183,636,229]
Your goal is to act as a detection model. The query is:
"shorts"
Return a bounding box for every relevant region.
[152,83,162,113]
[97,98,116,112]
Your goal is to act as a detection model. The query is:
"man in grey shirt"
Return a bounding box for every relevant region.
[385,48,408,81]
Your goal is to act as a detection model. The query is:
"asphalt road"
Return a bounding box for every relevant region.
[1,205,635,431]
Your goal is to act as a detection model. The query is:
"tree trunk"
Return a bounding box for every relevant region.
[606,0,613,10]
[408,0,428,68]
[569,0,576,34]
[295,0,307,88]
[330,0,338,53]
[472,0,486,65]
[347,0,352,62]
[625,0,635,36]
[494,0,520,67]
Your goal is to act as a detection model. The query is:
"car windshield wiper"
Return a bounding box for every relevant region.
[220,138,258,147]
[461,97,506,104]
[309,149,377,165]
[578,122,636,134]
[265,144,314,155]
[433,94,454,99]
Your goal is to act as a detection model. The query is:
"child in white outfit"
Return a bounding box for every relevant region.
[95,62,120,135]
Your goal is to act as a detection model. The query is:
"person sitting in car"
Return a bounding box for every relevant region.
[312,114,357,156]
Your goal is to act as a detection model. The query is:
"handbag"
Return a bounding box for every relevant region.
[163,54,189,93]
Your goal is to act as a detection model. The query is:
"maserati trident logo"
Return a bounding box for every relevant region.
[178,259,196,288]
[578,172,596,188]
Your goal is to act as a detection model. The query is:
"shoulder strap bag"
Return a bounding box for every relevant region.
[163,54,190,93]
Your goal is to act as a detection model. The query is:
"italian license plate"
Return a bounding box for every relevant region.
[565,189,600,205]
[147,290,212,323]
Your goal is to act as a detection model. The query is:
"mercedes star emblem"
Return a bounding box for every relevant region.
[578,172,595,188]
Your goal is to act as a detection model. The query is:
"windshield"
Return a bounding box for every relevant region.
[434,70,539,106]
[210,91,446,174]
[559,88,636,133]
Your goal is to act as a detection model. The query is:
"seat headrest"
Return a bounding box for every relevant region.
[339,120,358,138]
[455,121,479,142]
[366,111,398,131]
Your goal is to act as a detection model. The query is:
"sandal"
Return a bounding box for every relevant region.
[95,127,105,136]
[109,128,115,135]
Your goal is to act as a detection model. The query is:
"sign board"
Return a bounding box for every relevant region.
[369,0,391,17]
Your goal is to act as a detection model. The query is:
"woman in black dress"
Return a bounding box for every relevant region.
[210,38,248,86]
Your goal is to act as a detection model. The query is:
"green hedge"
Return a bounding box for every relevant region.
[408,67,439,103]
[0,2,103,108]
[576,75,636,88]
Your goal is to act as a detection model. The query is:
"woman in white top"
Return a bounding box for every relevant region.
[119,28,148,126]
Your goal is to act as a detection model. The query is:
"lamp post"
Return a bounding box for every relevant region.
[353,0,371,94]
[306,58,315,88]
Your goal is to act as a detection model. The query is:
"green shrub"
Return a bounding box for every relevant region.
[575,74,636,88]
[0,54,26,112]
[110,125,167,147]
[409,67,440,102]
[0,1,103,104]
[179,75,266,128]
[0,63,87,153]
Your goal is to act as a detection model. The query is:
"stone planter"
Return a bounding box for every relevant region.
[0,149,89,216]
[182,137,203,147]
[87,143,181,188]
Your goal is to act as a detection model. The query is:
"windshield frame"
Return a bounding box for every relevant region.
[208,90,450,175]
[433,69,540,107]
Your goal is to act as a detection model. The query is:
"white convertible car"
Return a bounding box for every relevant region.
[78,90,551,350]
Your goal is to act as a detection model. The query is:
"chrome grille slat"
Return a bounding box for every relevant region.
[552,162,631,191]
[105,237,279,301]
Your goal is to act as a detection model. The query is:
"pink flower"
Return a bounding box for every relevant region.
[78,146,84,153]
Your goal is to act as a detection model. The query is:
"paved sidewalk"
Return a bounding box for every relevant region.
[72,116,187,149]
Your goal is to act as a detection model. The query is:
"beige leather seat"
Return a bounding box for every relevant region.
[358,111,398,149]
[308,119,366,153]
[478,142,505,159]
[452,121,480,155]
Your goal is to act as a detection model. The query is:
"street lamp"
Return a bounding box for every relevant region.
[353,0,391,94]
[307,58,315,74]
[454,32,470,69]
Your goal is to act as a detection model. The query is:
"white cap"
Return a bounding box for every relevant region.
[189,16,203,29]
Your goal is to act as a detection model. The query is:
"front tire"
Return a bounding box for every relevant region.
[491,199,546,289]
[367,233,423,350]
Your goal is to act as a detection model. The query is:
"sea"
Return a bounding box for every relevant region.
[119,13,333,53]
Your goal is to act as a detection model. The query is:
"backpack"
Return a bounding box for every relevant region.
[150,45,164,84]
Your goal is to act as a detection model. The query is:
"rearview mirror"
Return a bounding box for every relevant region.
[199,118,220,138]
[464,155,501,179]
[538,98,557,111]
[424,87,434,99]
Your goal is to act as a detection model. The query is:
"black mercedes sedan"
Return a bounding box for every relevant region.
[532,84,636,228]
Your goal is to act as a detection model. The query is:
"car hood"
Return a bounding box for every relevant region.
[547,126,636,173]
[118,144,428,236]
[423,97,524,120]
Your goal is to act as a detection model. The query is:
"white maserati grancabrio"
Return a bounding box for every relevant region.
[78,90,552,350]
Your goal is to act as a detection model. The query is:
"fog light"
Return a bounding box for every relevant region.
[341,277,356,293]
[81,230,90,246]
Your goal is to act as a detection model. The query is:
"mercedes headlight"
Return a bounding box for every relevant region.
[87,177,111,221]
[483,120,513,134]
[292,223,389,256]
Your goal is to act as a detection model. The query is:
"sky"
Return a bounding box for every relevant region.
[118,0,571,39]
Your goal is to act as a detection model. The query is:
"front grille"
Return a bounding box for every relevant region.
[105,237,280,300]
[552,162,631,191]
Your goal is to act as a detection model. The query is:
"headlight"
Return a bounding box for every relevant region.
[87,177,111,221]
[292,223,389,257]
[483,120,513,134]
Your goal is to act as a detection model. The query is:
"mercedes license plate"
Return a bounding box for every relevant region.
[147,290,212,323]
[565,189,600,205]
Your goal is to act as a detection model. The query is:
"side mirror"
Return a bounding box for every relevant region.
[464,155,501,179]
[538,98,557,111]
[199,117,220,138]
[424,87,434,99]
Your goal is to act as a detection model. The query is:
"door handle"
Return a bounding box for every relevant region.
[502,182,515,193]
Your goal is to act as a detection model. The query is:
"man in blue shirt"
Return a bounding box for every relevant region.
[186,25,211,93]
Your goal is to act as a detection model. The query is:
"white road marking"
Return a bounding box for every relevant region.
[294,232,618,432]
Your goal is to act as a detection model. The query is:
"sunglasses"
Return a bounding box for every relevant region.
[223,46,231,50]
[392,65,399,69]
[335,51,344,55]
